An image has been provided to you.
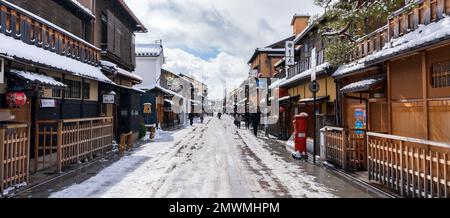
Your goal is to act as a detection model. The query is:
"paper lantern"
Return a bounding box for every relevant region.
[6,91,27,107]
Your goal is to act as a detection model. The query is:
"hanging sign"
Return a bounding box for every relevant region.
[143,103,152,114]
[103,94,115,104]
[249,69,258,78]
[40,99,56,108]
[0,58,4,84]
[285,41,295,66]
[309,81,320,93]
[311,48,317,82]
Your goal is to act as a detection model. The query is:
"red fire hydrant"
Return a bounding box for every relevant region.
[293,113,308,154]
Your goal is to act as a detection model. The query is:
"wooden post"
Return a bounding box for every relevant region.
[119,133,125,156]
[421,52,429,140]
[34,123,39,173]
[76,121,80,163]
[56,121,63,173]
[90,120,93,159]
[343,130,347,170]
[0,127,5,192]
[26,123,30,184]
[387,61,392,134]
[400,140,404,196]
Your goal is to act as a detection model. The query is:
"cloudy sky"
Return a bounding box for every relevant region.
[125,0,324,99]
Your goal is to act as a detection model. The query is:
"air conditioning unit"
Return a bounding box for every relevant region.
[0,58,4,84]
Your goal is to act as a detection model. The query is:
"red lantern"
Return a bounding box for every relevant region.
[280,106,286,113]
[6,91,27,107]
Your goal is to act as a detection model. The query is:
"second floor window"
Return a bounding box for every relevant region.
[431,61,450,88]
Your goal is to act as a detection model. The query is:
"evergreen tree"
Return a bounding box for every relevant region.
[314,0,414,67]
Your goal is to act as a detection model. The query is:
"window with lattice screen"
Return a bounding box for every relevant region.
[431,61,450,88]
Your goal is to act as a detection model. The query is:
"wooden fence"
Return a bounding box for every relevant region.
[34,117,113,173]
[0,123,30,194]
[324,127,346,169]
[367,132,450,198]
[323,127,367,171]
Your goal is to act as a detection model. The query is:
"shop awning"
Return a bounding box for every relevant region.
[299,96,329,103]
[340,76,386,93]
[9,69,67,88]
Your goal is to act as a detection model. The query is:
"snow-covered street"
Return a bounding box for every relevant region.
[48,116,376,198]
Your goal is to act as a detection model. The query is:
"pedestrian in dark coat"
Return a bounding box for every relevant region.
[251,110,262,137]
[244,112,250,129]
[189,113,194,126]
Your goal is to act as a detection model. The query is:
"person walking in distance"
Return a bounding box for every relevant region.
[189,113,194,126]
[251,109,262,137]
[244,112,250,129]
[236,114,242,129]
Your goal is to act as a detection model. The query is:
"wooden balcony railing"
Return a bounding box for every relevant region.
[287,49,325,80]
[0,1,100,65]
[322,127,367,171]
[0,123,30,194]
[34,117,113,173]
[367,132,450,198]
[352,0,450,62]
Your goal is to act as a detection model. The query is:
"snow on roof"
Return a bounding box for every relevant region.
[2,0,98,50]
[365,15,450,64]
[269,78,287,89]
[332,58,369,78]
[256,48,285,52]
[274,58,286,68]
[340,77,385,93]
[279,62,330,87]
[99,60,117,69]
[9,69,67,87]
[145,84,187,100]
[279,96,291,102]
[116,84,146,94]
[136,44,163,57]
[69,0,95,18]
[117,67,143,83]
[164,99,174,105]
[0,34,113,84]
[299,96,329,103]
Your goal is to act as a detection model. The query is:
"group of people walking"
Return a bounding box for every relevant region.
[233,111,261,137]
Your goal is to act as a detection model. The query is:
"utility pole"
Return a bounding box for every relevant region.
[310,48,319,164]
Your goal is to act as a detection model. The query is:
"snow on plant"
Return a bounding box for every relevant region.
[314,0,414,68]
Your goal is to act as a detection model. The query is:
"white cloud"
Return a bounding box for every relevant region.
[125,0,324,99]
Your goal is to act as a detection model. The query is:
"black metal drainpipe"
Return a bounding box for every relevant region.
[343,93,369,132]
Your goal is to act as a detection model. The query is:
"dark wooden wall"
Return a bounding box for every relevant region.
[36,99,100,120]
[94,0,136,71]
[10,0,91,41]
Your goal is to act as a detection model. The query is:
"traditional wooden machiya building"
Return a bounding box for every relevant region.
[0,0,146,195]
[94,0,147,141]
[270,15,336,145]
[324,0,450,198]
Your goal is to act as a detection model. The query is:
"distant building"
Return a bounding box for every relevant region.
[135,42,165,89]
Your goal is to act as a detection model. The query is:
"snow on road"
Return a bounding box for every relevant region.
[50,117,350,198]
